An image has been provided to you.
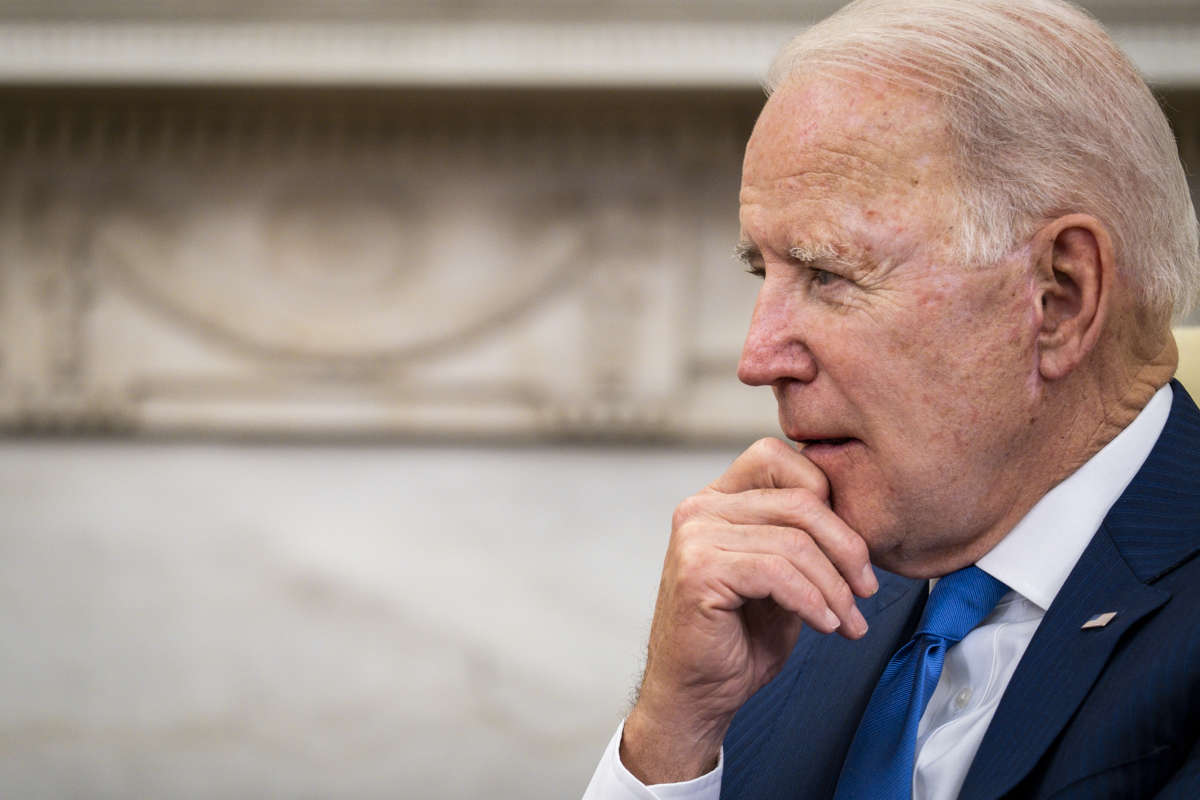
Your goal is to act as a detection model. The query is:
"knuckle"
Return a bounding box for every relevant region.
[830,579,856,609]
[671,494,706,529]
[744,554,779,590]
[785,528,815,559]
[786,488,822,519]
[844,537,870,566]
[748,437,773,455]
[673,539,710,574]
[795,581,824,611]
[764,553,791,579]
[753,437,790,459]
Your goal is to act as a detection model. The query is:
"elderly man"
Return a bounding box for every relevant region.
[585,0,1200,798]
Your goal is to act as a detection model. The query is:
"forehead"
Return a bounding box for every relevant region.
[739,74,960,256]
[739,73,965,274]
[743,73,953,191]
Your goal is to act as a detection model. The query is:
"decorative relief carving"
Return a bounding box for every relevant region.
[0,91,777,440]
[90,171,586,365]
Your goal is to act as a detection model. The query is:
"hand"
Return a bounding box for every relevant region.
[620,438,878,784]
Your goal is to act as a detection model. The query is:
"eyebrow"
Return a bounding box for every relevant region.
[734,240,861,270]
[788,243,840,262]
[733,241,760,265]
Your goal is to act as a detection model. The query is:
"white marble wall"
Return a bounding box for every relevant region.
[0,439,748,798]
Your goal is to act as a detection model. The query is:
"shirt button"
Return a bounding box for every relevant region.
[953,687,973,710]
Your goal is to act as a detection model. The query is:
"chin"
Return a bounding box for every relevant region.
[828,495,917,574]
[856,514,981,579]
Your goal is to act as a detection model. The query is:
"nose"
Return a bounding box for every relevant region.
[737,280,818,386]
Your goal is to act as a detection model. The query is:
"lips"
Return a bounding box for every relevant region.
[796,437,860,463]
[789,433,856,447]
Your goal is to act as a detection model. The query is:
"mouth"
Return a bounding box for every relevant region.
[792,436,861,457]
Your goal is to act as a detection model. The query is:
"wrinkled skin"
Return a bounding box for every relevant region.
[619,72,1177,785]
[735,75,1049,575]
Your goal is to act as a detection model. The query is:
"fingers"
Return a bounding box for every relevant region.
[676,523,870,639]
[708,437,829,499]
[727,525,869,637]
[685,489,878,599]
[665,436,875,649]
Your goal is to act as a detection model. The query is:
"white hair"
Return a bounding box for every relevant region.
[768,0,1200,321]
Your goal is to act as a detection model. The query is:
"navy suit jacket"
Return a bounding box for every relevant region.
[720,380,1200,799]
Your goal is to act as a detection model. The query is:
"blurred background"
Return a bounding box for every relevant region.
[0,2,1197,798]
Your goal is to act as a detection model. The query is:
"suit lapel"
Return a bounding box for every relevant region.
[958,530,1168,800]
[959,381,1200,800]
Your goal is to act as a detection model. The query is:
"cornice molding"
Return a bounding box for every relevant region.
[0,21,1196,88]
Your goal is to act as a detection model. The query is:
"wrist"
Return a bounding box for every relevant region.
[619,702,727,784]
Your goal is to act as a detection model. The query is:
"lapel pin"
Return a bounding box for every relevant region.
[1081,611,1118,630]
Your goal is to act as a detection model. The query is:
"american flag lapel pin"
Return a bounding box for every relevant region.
[1081,611,1118,630]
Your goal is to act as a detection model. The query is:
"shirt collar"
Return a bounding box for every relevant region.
[976,384,1173,611]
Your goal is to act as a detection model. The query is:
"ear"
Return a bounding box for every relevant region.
[1031,214,1114,381]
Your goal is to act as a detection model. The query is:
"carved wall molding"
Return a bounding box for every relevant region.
[0,19,1195,88]
[0,0,1194,24]
[0,90,780,440]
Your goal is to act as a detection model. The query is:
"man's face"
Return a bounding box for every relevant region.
[737,75,1045,575]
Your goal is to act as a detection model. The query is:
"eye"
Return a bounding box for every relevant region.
[811,268,839,286]
[746,265,766,279]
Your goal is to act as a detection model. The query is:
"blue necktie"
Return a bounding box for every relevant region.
[833,565,1010,800]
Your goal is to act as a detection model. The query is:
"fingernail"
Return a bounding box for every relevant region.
[851,607,869,637]
[823,609,841,631]
[860,565,879,596]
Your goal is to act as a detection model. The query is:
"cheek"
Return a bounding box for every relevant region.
[862,311,1028,449]
[912,277,1037,382]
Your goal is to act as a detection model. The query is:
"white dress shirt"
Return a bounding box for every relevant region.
[584,385,1172,800]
